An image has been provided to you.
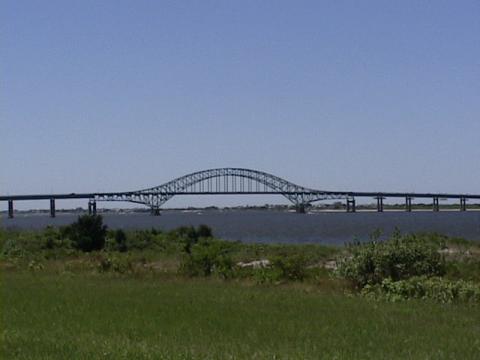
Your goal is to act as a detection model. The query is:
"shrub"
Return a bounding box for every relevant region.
[336,233,446,288]
[362,276,480,304]
[150,227,162,236]
[28,260,44,272]
[98,254,134,274]
[63,215,107,252]
[252,267,282,284]
[2,238,25,258]
[127,230,157,250]
[179,238,233,278]
[197,224,213,238]
[175,226,198,254]
[172,225,214,254]
[271,254,308,281]
[113,229,128,252]
[446,259,480,283]
[41,226,66,250]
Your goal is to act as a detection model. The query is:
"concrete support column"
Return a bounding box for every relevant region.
[88,200,97,215]
[151,206,161,216]
[346,198,356,213]
[405,197,412,212]
[295,203,306,214]
[460,198,467,212]
[376,197,384,212]
[433,197,440,212]
[8,200,14,218]
[50,198,56,218]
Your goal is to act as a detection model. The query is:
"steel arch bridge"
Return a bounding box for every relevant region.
[95,168,346,212]
[3,167,480,218]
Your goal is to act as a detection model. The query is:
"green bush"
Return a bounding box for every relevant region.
[362,276,480,304]
[126,230,156,250]
[171,225,214,254]
[62,215,107,252]
[446,259,480,282]
[28,259,44,272]
[40,226,67,250]
[98,254,134,274]
[179,238,233,278]
[336,233,446,288]
[175,226,198,254]
[1,231,43,258]
[113,229,128,252]
[252,267,282,284]
[196,224,213,238]
[271,254,308,281]
[2,238,26,258]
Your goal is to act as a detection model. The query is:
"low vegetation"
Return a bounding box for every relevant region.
[336,232,446,287]
[3,273,480,359]
[2,215,480,358]
[335,231,480,303]
[2,215,480,301]
[362,276,480,303]
[0,215,340,285]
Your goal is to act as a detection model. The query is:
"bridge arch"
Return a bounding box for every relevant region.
[95,168,345,211]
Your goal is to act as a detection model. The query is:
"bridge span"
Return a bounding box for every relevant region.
[1,168,479,218]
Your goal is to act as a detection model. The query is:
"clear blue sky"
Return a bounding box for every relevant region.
[2,1,479,209]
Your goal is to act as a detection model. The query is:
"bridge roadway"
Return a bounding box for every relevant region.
[3,191,480,201]
[1,167,479,218]
[1,190,480,218]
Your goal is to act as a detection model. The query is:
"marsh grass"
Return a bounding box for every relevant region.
[2,226,480,358]
[2,272,480,359]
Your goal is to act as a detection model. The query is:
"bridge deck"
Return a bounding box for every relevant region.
[3,168,479,217]
[2,191,480,202]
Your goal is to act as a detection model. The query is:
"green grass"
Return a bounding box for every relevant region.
[2,225,480,358]
[2,272,480,359]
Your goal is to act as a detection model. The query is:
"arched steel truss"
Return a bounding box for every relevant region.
[95,168,346,209]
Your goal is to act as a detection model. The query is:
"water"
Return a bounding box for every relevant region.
[2,210,480,245]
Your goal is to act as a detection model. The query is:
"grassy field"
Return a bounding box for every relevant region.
[2,271,480,359]
[2,222,480,359]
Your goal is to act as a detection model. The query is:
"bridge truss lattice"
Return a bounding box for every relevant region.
[95,168,346,210]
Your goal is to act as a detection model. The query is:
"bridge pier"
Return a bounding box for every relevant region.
[405,197,412,212]
[295,204,306,213]
[433,197,440,212]
[151,206,161,216]
[50,198,56,218]
[346,198,356,213]
[460,198,467,211]
[88,200,97,215]
[376,197,384,212]
[8,200,14,218]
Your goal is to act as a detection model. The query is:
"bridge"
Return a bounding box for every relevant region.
[1,167,480,218]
